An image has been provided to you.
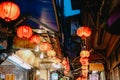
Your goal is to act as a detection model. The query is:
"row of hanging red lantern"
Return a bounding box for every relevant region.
[0,1,20,22]
[16,25,57,57]
[80,50,90,77]
[76,26,92,80]
[80,50,90,78]
[17,25,41,44]
[0,1,58,58]
[61,57,70,75]
[0,1,55,56]
[0,0,58,55]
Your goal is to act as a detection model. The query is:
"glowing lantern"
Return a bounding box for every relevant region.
[29,35,41,44]
[80,50,90,58]
[17,25,33,39]
[62,58,68,65]
[76,26,91,39]
[80,58,89,65]
[0,1,20,21]
[39,42,52,52]
[81,65,88,70]
[82,69,88,77]
[47,50,56,57]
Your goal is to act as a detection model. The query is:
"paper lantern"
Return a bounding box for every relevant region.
[80,50,90,58]
[82,69,88,77]
[81,65,88,70]
[62,58,68,65]
[80,58,89,66]
[17,25,33,39]
[0,1,20,21]
[29,35,41,44]
[76,26,91,39]
[47,50,56,57]
[39,42,52,52]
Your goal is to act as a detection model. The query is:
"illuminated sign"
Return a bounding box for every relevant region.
[64,0,80,17]
[89,63,104,71]
[51,72,58,80]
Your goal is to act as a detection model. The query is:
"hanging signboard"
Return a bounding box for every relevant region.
[89,63,104,71]
[5,74,15,80]
[63,0,80,17]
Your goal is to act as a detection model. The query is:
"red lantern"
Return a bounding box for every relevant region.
[80,50,90,58]
[0,1,20,21]
[62,58,68,65]
[39,42,52,52]
[80,58,89,66]
[29,35,41,44]
[47,50,56,57]
[76,26,91,39]
[17,25,33,39]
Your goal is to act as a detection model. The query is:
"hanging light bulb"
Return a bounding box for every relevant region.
[80,50,90,58]
[39,42,52,53]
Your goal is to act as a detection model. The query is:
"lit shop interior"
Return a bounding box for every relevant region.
[0,0,120,80]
